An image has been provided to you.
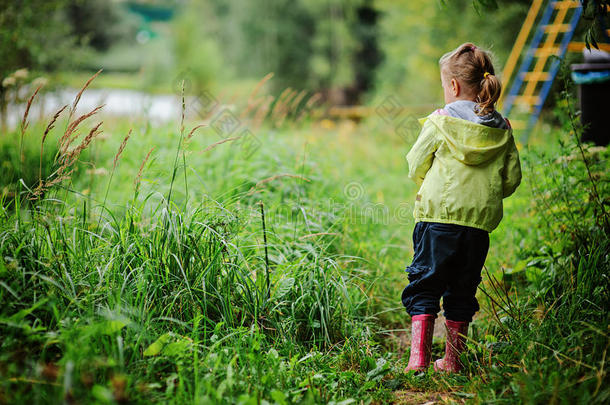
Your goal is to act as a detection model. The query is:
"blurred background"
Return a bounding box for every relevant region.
[1,0,549,124]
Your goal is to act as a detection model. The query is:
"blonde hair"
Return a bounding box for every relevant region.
[439,43,501,116]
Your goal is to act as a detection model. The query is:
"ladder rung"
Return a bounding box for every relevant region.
[567,42,610,52]
[514,95,540,106]
[543,24,572,33]
[552,1,581,9]
[522,72,550,82]
[508,120,526,130]
[534,47,560,57]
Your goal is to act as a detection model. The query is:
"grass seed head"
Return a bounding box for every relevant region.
[134,147,155,193]
[20,84,43,135]
[60,105,104,155]
[42,104,68,145]
[113,129,132,169]
[70,69,102,117]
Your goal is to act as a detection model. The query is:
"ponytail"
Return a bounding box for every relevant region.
[439,43,502,116]
[477,72,501,116]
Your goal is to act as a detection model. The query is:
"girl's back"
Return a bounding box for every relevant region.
[406,44,521,233]
[407,110,520,232]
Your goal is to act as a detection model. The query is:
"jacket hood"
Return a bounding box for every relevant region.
[419,114,512,166]
[443,100,509,129]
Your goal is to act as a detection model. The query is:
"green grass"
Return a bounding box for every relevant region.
[0,83,608,404]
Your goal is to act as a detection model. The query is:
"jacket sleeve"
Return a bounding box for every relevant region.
[406,120,440,187]
[501,135,522,198]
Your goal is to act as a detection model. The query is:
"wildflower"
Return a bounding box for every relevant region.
[32,77,49,88]
[85,167,109,176]
[2,77,16,87]
[13,68,28,80]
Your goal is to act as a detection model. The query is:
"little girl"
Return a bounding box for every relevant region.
[402,43,522,373]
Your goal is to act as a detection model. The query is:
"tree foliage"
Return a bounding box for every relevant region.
[374,0,530,105]
[0,0,73,80]
[196,0,381,100]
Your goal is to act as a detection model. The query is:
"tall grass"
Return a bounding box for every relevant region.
[462,70,610,404]
[3,69,606,404]
[0,73,396,404]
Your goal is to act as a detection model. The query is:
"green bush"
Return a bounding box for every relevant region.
[470,73,610,404]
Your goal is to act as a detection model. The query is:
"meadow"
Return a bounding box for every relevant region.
[0,74,608,404]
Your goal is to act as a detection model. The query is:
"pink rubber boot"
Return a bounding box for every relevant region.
[405,314,435,372]
[434,319,469,373]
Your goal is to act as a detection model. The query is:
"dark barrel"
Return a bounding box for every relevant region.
[571,58,610,146]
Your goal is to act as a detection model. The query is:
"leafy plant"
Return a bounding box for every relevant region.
[468,63,610,404]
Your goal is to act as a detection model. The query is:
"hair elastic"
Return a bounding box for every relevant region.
[483,72,490,78]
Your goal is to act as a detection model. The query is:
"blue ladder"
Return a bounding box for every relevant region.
[502,1,583,138]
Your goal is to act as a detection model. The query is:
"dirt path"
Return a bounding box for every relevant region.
[393,390,463,404]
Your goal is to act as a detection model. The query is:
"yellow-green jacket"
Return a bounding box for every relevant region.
[406,114,521,232]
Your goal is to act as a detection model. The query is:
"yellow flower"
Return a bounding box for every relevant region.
[13,68,29,80]
[32,77,48,88]
[2,77,16,87]
[86,167,109,176]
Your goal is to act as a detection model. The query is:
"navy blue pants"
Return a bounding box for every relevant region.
[401,221,489,322]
